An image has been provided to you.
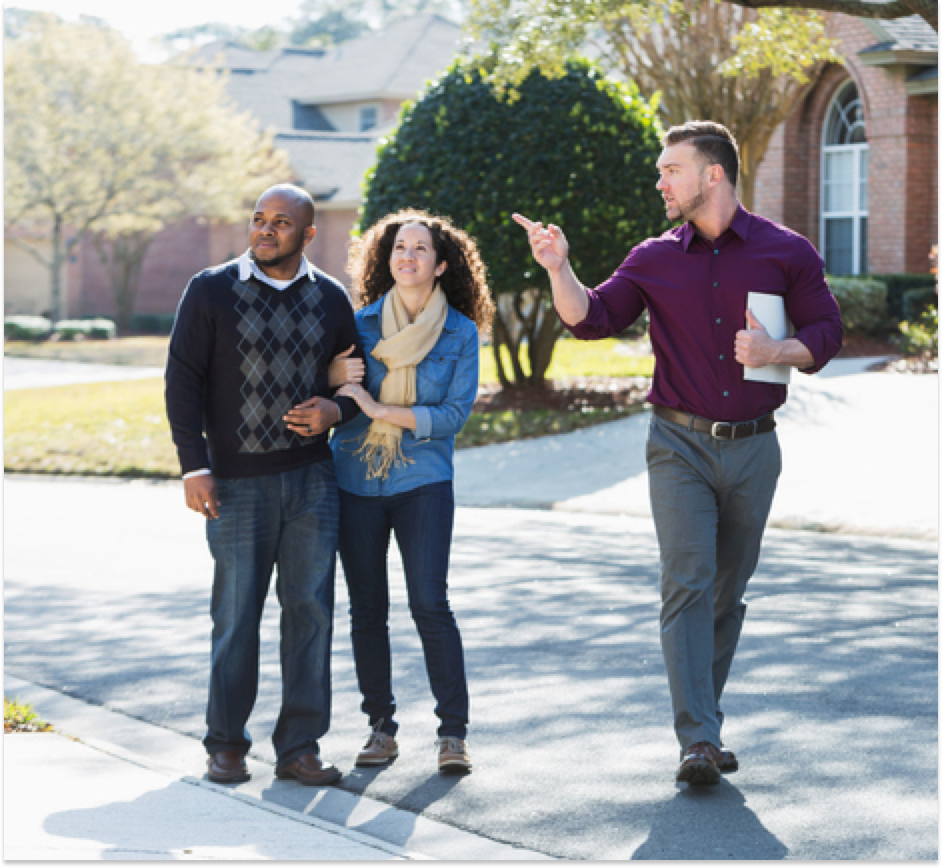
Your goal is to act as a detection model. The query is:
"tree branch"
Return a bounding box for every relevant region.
[721,0,937,30]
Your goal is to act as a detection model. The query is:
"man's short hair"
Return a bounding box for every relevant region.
[663,121,740,188]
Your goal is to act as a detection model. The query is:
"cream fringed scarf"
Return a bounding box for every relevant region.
[356,283,448,479]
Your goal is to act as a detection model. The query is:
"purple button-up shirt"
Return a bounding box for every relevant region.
[567,207,843,423]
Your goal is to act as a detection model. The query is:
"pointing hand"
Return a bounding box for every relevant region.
[512,212,570,273]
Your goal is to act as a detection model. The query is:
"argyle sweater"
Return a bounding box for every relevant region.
[165,258,362,479]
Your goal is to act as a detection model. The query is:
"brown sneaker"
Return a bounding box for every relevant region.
[355,731,399,766]
[275,752,342,786]
[676,741,721,786]
[437,737,471,774]
[207,750,250,784]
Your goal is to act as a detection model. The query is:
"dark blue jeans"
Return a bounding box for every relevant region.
[338,481,469,739]
[204,460,338,764]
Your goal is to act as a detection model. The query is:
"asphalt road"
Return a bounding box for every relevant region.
[4,476,937,859]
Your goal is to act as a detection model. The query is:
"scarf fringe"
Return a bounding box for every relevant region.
[355,426,415,480]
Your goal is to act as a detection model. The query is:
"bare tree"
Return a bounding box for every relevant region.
[602,2,837,208]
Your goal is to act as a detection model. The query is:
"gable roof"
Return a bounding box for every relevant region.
[185,16,462,207]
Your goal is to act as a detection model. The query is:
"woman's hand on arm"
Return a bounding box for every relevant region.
[336,383,417,430]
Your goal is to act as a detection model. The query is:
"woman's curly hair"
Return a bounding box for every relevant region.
[347,209,495,332]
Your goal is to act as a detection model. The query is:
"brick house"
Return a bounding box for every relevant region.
[3,15,463,322]
[754,13,937,277]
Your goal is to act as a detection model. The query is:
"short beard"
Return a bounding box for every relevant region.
[676,189,708,223]
[251,235,306,269]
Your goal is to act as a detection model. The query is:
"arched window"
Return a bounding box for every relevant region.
[821,80,869,275]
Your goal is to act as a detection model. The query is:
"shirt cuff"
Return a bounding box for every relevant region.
[183,468,212,480]
[412,406,432,441]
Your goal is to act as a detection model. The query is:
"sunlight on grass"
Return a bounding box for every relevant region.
[5,336,654,477]
[479,337,653,384]
[5,378,179,477]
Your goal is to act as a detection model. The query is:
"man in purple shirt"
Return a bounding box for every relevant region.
[514,121,842,786]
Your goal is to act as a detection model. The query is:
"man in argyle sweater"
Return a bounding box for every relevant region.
[166,184,363,786]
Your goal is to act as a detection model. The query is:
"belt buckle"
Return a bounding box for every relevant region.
[711,421,732,439]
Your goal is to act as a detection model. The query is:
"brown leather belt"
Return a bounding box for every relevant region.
[653,405,776,440]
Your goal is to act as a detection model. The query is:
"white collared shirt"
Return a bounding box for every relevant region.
[236,250,315,290]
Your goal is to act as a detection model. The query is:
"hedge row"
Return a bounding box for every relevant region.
[4,316,116,341]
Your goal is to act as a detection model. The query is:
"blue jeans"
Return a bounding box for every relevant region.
[338,482,469,739]
[204,460,338,764]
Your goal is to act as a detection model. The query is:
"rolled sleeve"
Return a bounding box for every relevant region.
[412,405,433,441]
[786,252,844,374]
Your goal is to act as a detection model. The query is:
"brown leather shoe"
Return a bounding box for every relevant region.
[676,741,721,786]
[275,752,342,786]
[207,750,250,784]
[718,747,738,773]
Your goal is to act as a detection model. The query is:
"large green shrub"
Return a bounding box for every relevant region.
[361,58,667,387]
[901,286,936,322]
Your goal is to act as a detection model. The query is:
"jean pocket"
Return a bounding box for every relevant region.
[418,353,459,388]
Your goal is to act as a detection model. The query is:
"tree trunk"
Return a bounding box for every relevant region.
[94,230,154,334]
[50,218,65,321]
[491,288,565,389]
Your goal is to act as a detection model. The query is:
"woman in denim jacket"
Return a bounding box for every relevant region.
[327,210,494,774]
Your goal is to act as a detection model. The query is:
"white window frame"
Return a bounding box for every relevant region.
[820,81,869,276]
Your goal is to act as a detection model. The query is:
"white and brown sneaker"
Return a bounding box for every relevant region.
[355,730,399,766]
[437,737,472,774]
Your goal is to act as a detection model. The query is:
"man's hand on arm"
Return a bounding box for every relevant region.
[735,310,814,369]
[283,397,341,437]
[512,212,589,327]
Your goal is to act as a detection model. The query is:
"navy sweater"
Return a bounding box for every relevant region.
[165,259,362,479]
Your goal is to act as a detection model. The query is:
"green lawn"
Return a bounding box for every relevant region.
[5,336,653,477]
[479,337,654,383]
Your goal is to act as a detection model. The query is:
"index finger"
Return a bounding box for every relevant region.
[512,213,537,231]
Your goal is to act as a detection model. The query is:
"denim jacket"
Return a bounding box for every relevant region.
[331,297,479,497]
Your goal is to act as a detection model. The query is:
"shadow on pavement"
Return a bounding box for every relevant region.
[632,783,788,859]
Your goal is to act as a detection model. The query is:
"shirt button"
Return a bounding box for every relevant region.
[714,281,719,287]
[723,391,730,397]
[715,318,722,324]
[714,249,720,255]
[719,354,725,361]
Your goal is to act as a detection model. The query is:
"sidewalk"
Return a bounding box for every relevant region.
[3,357,164,390]
[455,357,939,540]
[3,675,549,861]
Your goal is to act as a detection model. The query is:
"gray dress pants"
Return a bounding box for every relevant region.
[646,413,781,751]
